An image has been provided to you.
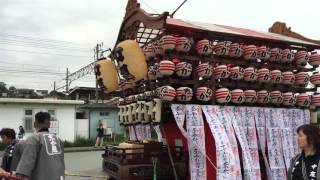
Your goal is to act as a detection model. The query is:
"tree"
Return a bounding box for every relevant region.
[0,82,8,93]
[8,86,17,97]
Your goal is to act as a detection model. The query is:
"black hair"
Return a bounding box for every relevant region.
[35,111,51,124]
[0,128,16,139]
[297,124,320,151]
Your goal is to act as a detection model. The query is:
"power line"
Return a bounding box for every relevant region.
[0,48,92,58]
[0,61,65,70]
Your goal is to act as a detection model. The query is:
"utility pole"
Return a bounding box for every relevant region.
[95,44,101,103]
[66,68,69,93]
[53,81,56,91]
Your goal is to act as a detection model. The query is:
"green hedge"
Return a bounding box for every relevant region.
[64,137,95,148]
[0,142,5,151]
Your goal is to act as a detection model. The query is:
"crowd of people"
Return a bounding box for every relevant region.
[0,112,65,180]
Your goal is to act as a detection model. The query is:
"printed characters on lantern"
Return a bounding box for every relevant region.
[244,67,258,81]
[213,65,230,79]
[257,90,270,104]
[283,92,296,106]
[213,41,231,56]
[231,89,245,104]
[176,87,193,102]
[270,91,283,104]
[243,45,258,60]
[94,59,119,93]
[196,39,213,56]
[309,53,320,66]
[196,63,213,79]
[229,43,243,58]
[270,70,283,84]
[196,87,213,102]
[258,68,271,82]
[230,66,244,80]
[244,90,257,103]
[175,37,193,53]
[215,88,231,103]
[175,62,192,77]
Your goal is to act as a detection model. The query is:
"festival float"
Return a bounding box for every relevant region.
[96,0,320,180]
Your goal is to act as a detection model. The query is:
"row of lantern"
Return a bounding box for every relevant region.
[148,60,320,86]
[117,99,162,125]
[144,35,320,66]
[155,85,320,107]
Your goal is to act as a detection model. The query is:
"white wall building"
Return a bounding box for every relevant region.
[0,98,84,142]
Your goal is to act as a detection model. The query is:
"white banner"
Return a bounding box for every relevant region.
[172,104,207,180]
[266,108,286,180]
[227,106,258,180]
[153,125,162,142]
[202,105,238,180]
[128,126,137,141]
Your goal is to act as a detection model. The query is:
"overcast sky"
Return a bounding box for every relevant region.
[0,0,319,91]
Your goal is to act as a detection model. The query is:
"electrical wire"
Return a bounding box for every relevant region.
[0,48,91,58]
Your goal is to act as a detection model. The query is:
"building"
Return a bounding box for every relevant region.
[0,98,84,142]
[78,98,123,139]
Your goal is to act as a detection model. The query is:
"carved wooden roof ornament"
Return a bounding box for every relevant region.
[269,22,320,46]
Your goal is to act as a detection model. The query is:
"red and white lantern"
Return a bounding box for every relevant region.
[244,90,257,103]
[296,94,311,107]
[196,39,212,56]
[230,66,244,80]
[215,88,231,103]
[295,72,309,86]
[243,45,258,60]
[258,68,271,82]
[283,92,296,106]
[231,89,245,104]
[176,87,193,102]
[229,43,243,58]
[269,48,282,62]
[213,65,230,79]
[310,73,320,85]
[158,86,176,101]
[271,70,283,83]
[159,60,175,76]
[196,87,213,101]
[144,44,155,60]
[312,94,320,107]
[282,71,295,85]
[270,91,283,104]
[196,63,213,78]
[281,49,295,63]
[257,90,270,103]
[295,51,310,65]
[176,62,192,77]
[309,53,320,66]
[213,41,231,56]
[160,35,176,52]
[257,46,270,60]
[244,67,258,81]
[175,37,192,53]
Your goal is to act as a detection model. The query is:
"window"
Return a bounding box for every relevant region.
[25,110,33,116]
[100,112,109,116]
[48,110,57,121]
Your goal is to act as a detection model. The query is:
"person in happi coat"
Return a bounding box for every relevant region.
[15,112,65,180]
[288,124,320,180]
[0,128,25,176]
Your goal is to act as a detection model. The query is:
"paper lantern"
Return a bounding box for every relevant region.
[159,60,175,76]
[148,66,158,80]
[257,90,270,103]
[244,67,258,81]
[176,37,192,53]
[282,71,295,85]
[118,98,125,106]
[115,40,147,82]
[295,51,310,65]
[269,48,282,62]
[196,63,213,78]
[243,45,258,60]
[230,66,244,80]
[295,72,309,86]
[143,44,155,60]
[271,70,283,83]
[215,88,231,103]
[231,89,245,104]
[118,105,125,125]
[152,98,162,123]
[213,65,230,79]
[258,68,271,82]
[309,53,320,66]
[130,103,137,124]
[176,87,193,102]
[310,73,320,85]
[176,62,192,77]
[296,94,311,107]
[160,35,176,52]
[158,86,176,101]
[125,105,132,124]
[312,94,320,107]
[229,43,243,58]
[257,46,270,60]
[270,91,283,104]
[95,59,119,93]
[281,49,295,63]
[213,41,231,56]
[144,91,153,99]
[283,92,296,106]
[196,39,212,56]
[244,90,257,103]
[196,87,213,101]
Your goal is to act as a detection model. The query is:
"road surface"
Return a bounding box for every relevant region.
[65,151,109,180]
